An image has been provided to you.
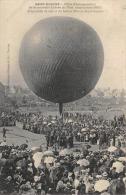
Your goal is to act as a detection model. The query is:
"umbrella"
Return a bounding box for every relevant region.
[34,175,41,182]
[68,119,73,123]
[81,128,88,132]
[121,148,126,154]
[118,135,124,140]
[43,121,47,124]
[73,153,80,158]
[47,123,52,126]
[94,180,110,192]
[77,159,89,167]
[90,129,96,132]
[112,161,124,173]
[107,146,117,152]
[44,156,55,164]
[118,157,126,162]
[51,120,56,124]
[33,152,43,168]
[33,122,38,125]
[74,179,80,189]
[59,149,72,156]
[43,150,54,157]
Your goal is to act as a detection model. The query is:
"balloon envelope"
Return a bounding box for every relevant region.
[19,16,104,103]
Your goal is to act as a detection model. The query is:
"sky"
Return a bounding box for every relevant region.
[0,0,126,89]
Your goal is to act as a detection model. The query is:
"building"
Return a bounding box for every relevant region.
[0,82,5,106]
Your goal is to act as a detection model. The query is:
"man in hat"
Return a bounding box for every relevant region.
[77,178,86,195]
[56,179,66,193]
[3,128,7,139]
[115,176,125,195]
[102,172,108,180]
[109,167,119,180]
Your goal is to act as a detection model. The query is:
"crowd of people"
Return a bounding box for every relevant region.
[19,112,126,149]
[0,140,126,195]
[0,111,126,194]
[0,112,16,127]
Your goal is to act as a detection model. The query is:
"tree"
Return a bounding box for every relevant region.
[119,89,126,104]
[95,88,105,98]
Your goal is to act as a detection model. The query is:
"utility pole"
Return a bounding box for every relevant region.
[6,44,10,96]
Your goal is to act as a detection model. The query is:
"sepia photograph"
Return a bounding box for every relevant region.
[0,0,126,194]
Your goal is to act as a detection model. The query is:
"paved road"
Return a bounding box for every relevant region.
[0,123,46,149]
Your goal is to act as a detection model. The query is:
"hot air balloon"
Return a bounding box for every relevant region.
[19,16,104,114]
